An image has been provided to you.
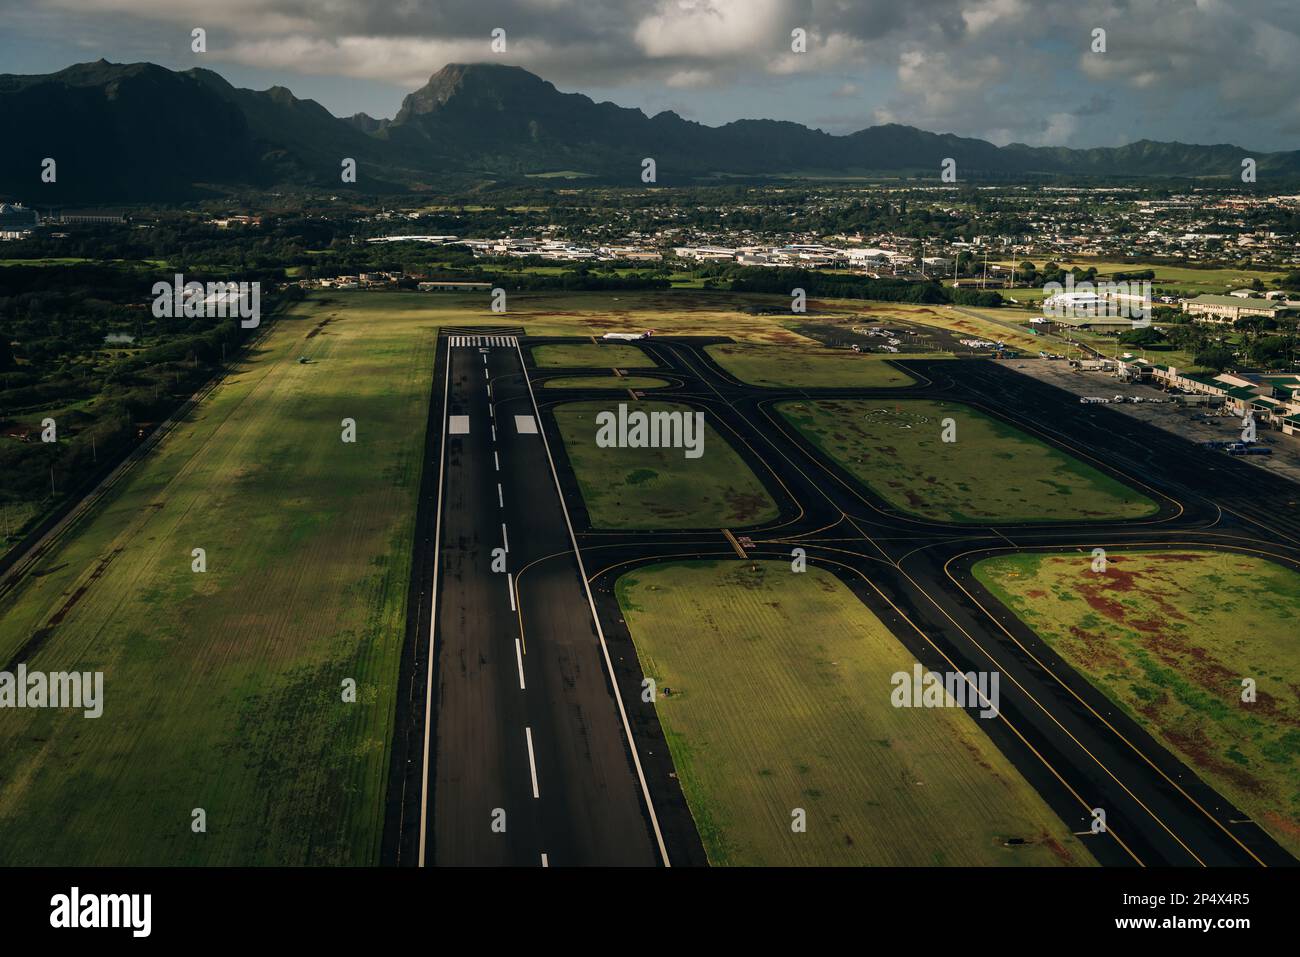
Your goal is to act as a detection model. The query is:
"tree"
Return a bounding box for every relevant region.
[1119,325,1163,347]
[1194,345,1236,371]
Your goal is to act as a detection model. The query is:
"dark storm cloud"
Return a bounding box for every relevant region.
[7,0,1300,147]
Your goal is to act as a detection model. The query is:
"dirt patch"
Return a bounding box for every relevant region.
[304,316,338,339]
[3,547,122,671]
[724,489,772,522]
[1162,724,1264,796]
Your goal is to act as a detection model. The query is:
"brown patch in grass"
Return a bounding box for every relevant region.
[1162,724,1264,796]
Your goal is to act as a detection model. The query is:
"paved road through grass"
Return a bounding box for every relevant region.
[777,398,1158,523]
[616,560,1095,866]
[973,549,1300,859]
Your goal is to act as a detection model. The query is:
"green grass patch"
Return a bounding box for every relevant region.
[0,297,435,864]
[531,343,656,368]
[972,550,1300,859]
[552,400,778,529]
[705,343,914,388]
[543,375,669,390]
[777,398,1157,523]
[616,560,1096,866]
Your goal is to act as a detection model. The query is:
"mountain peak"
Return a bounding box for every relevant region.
[399,62,554,118]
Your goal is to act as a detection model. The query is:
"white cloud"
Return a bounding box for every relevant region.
[665,68,715,88]
[633,0,791,58]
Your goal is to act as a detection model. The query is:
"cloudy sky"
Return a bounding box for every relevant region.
[4,0,1299,150]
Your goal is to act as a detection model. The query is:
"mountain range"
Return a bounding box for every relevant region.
[2,59,1296,203]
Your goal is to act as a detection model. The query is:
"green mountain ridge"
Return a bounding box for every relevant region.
[1,59,1295,202]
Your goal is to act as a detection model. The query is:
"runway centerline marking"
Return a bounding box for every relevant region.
[494,451,500,472]
[502,523,510,552]
[540,852,548,867]
[497,483,504,508]
[515,638,526,690]
[507,572,516,612]
[525,727,540,798]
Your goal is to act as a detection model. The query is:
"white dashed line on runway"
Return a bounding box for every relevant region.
[525,727,539,798]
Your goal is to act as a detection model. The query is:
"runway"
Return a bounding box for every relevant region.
[408,333,668,866]
[390,331,1298,868]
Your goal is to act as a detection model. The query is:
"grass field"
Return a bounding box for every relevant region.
[704,343,914,388]
[552,400,778,529]
[616,560,1095,866]
[542,375,669,390]
[531,343,657,368]
[776,398,1158,523]
[0,294,437,864]
[258,288,1047,355]
[994,260,1288,297]
[972,550,1300,858]
[0,257,169,267]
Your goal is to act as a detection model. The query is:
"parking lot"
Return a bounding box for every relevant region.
[1005,358,1300,486]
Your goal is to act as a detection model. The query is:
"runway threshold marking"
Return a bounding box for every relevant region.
[525,727,540,798]
[722,528,747,558]
[512,339,672,867]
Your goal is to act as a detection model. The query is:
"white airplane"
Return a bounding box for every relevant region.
[602,330,655,341]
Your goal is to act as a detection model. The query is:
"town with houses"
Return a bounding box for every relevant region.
[5,185,1300,457]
